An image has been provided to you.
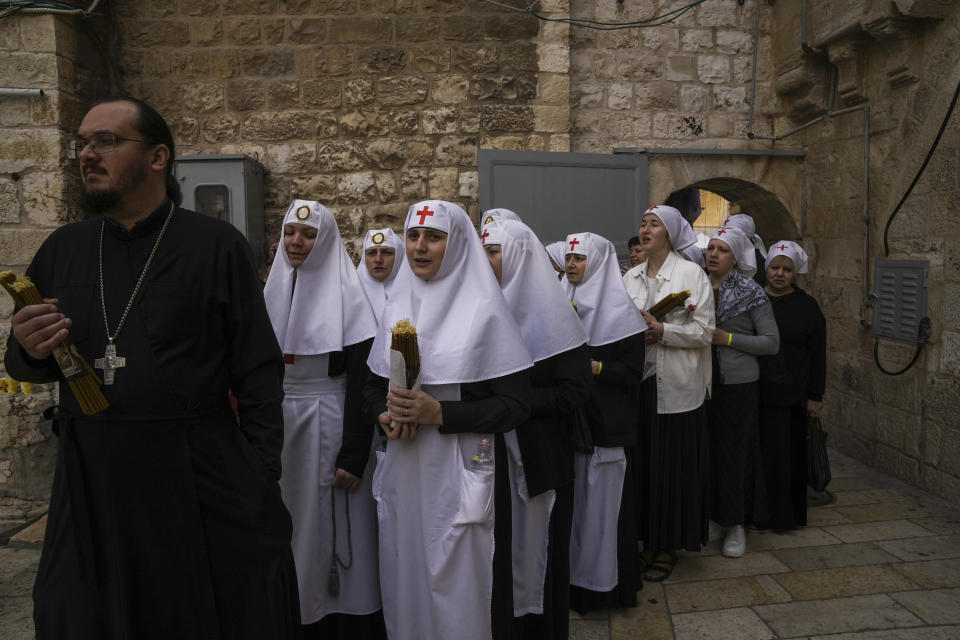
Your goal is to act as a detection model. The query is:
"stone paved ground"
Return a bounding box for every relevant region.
[2,449,959,639]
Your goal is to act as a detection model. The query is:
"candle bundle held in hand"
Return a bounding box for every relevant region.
[389,318,420,389]
[648,289,692,321]
[0,272,109,415]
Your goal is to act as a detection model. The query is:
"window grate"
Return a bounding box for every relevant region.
[872,260,929,344]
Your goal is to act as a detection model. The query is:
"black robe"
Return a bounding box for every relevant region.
[362,368,532,640]
[5,201,300,640]
[514,344,592,640]
[570,333,645,613]
[756,288,827,529]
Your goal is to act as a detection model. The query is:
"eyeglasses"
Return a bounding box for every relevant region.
[71,133,145,159]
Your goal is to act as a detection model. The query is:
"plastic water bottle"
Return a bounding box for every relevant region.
[471,436,494,472]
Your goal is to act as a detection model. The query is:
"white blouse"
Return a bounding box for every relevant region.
[623,250,715,414]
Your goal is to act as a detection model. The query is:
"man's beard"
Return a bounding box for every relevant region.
[79,186,122,215]
[79,160,150,216]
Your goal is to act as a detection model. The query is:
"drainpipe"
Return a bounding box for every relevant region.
[0,88,44,97]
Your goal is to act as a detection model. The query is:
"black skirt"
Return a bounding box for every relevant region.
[569,446,641,614]
[637,377,710,554]
[707,381,759,527]
[755,403,808,530]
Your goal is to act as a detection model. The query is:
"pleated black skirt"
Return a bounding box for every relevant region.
[755,403,808,530]
[638,376,710,554]
[569,446,641,614]
[707,381,758,527]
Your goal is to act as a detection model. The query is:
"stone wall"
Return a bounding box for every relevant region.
[784,0,960,502]
[0,13,106,499]
[112,0,572,253]
[568,0,785,152]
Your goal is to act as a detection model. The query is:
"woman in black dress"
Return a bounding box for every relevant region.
[481,216,592,639]
[756,241,826,530]
[562,232,648,613]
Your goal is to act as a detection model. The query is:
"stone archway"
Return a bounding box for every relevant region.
[669,177,800,246]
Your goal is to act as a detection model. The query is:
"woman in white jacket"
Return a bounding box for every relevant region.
[622,205,715,581]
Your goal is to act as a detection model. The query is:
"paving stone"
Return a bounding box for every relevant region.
[908,516,960,534]
[809,626,960,639]
[664,552,790,584]
[0,597,34,640]
[773,565,920,600]
[830,491,881,506]
[877,535,960,562]
[891,588,960,624]
[744,527,843,551]
[834,501,954,523]
[823,519,941,543]
[8,515,45,546]
[568,618,609,640]
[610,582,672,640]
[773,542,901,571]
[892,558,960,589]
[672,607,775,640]
[806,507,854,526]
[755,594,924,637]
[0,547,40,598]
[828,476,889,492]
[666,575,792,613]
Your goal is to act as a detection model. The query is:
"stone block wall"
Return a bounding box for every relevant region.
[792,2,960,502]
[112,0,572,252]
[568,0,787,153]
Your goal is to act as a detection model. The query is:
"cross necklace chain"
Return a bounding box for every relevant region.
[95,202,175,385]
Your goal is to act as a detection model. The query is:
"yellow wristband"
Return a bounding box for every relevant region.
[727,332,733,346]
[596,361,603,375]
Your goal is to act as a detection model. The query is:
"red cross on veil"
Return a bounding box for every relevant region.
[716,229,728,236]
[568,237,581,252]
[777,244,789,251]
[480,229,490,244]
[415,205,434,225]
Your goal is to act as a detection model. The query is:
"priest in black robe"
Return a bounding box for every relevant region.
[5,97,300,640]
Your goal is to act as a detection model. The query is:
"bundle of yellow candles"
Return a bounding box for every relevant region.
[0,272,108,415]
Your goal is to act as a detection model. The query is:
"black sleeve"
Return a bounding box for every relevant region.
[4,236,63,383]
[807,299,827,401]
[439,368,532,435]
[362,371,389,426]
[225,232,286,480]
[529,345,593,419]
[335,338,375,478]
[594,333,645,390]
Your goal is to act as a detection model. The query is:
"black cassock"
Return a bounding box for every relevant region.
[5,201,301,640]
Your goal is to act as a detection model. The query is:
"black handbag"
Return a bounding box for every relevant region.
[807,415,832,492]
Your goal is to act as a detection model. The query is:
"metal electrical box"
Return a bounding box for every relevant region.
[872,259,929,344]
[174,154,267,266]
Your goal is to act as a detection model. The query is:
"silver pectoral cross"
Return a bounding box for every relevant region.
[94,339,126,385]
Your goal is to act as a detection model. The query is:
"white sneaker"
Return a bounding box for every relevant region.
[708,520,724,542]
[722,525,746,558]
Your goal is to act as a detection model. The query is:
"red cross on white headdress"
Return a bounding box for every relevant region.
[777,244,789,251]
[480,229,490,244]
[568,237,581,252]
[415,205,434,225]
[716,229,727,236]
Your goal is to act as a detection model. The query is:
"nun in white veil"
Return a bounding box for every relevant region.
[356,227,404,323]
[263,200,384,638]
[481,218,591,639]
[562,232,648,613]
[722,213,768,285]
[362,200,534,640]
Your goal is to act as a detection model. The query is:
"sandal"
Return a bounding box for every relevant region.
[642,550,677,582]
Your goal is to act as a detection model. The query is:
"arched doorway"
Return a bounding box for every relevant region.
[665,177,799,249]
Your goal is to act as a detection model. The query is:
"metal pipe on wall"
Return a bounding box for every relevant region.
[0,88,44,97]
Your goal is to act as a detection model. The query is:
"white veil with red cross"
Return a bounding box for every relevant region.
[480,218,587,363]
[562,231,648,347]
[366,200,534,385]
